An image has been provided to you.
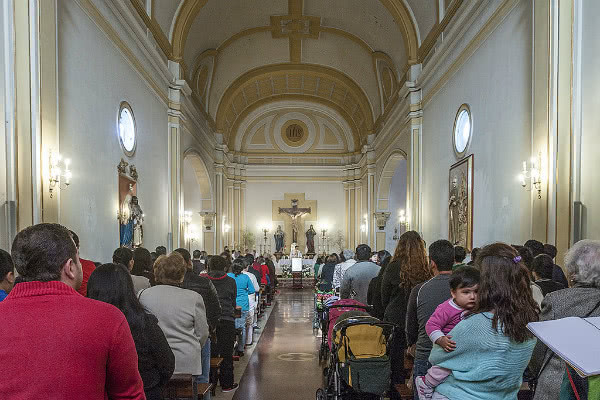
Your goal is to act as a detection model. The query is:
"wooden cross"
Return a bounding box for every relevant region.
[270,0,321,62]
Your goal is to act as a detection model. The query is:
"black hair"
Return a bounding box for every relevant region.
[87,263,148,344]
[174,248,192,264]
[524,240,544,257]
[245,254,255,264]
[193,250,201,259]
[543,244,557,260]
[0,249,14,280]
[132,247,152,275]
[155,246,167,256]
[376,253,393,278]
[454,246,467,263]
[377,250,391,266]
[429,240,454,271]
[231,259,245,276]
[532,254,555,280]
[113,247,133,267]
[208,255,227,272]
[517,246,534,271]
[468,248,480,265]
[12,223,77,282]
[326,254,338,264]
[316,257,323,264]
[450,266,480,290]
[355,244,372,261]
[69,230,80,248]
[339,252,346,262]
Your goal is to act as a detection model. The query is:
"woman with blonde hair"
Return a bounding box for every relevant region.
[138,253,209,386]
[381,230,432,396]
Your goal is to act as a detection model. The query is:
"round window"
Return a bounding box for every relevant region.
[453,104,472,157]
[118,102,136,156]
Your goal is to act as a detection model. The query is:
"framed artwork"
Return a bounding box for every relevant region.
[449,154,473,252]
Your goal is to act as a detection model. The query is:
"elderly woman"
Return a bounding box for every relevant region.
[529,240,600,400]
[138,253,209,382]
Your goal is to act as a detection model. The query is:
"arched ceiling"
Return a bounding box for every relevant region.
[148,0,448,152]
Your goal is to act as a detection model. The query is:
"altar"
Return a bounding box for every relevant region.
[277,258,315,278]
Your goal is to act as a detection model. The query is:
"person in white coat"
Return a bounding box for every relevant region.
[243,258,261,345]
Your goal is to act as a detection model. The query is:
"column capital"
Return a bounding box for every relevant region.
[374,212,391,231]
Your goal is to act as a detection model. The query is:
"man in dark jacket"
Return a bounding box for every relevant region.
[265,254,277,303]
[174,248,222,394]
[201,256,239,392]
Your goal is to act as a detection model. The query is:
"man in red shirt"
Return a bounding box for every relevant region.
[0,223,145,400]
[69,230,96,296]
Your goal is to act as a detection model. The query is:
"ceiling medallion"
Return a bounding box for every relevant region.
[281,120,309,148]
[286,124,304,143]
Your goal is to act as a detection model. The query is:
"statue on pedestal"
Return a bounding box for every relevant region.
[274,225,285,253]
[305,225,316,254]
[120,195,144,248]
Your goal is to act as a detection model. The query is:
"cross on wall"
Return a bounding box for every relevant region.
[270,0,322,63]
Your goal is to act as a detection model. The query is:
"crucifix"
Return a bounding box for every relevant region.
[279,199,311,244]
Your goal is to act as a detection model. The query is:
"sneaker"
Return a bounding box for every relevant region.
[222,383,239,393]
[414,376,434,400]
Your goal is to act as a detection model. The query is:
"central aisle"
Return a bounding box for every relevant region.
[233,288,322,400]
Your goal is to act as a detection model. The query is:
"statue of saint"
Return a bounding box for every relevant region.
[274,225,285,253]
[449,178,460,246]
[305,225,317,254]
[130,196,144,248]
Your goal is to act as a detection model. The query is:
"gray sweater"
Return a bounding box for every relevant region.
[340,261,380,305]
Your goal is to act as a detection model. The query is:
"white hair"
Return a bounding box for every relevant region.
[342,249,355,260]
[564,239,600,287]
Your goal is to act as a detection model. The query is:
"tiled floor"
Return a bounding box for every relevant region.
[231,288,322,400]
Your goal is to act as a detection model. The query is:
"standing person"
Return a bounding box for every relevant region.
[405,240,455,399]
[155,246,167,257]
[113,247,150,294]
[87,263,175,400]
[530,240,600,400]
[264,254,277,304]
[192,250,204,275]
[0,249,15,301]
[367,250,392,320]
[138,253,209,388]
[340,244,380,305]
[317,254,339,292]
[132,247,155,286]
[0,223,145,399]
[452,246,467,271]
[228,259,256,356]
[424,243,538,400]
[332,249,357,292]
[381,230,431,397]
[69,230,96,296]
[242,258,260,345]
[201,256,239,392]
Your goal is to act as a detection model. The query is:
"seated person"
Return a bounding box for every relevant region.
[415,267,480,399]
[532,254,565,296]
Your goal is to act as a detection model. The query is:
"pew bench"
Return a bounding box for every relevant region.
[209,357,223,396]
[162,374,212,399]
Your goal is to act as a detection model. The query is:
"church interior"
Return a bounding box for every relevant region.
[1,0,599,399]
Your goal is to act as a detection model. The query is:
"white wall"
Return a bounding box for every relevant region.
[579,1,600,240]
[421,1,532,249]
[245,179,345,252]
[384,159,407,253]
[58,1,169,262]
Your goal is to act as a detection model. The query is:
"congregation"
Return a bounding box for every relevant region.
[0,223,598,399]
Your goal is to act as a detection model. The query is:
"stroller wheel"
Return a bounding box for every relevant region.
[316,388,326,400]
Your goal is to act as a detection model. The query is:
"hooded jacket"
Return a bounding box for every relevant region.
[201,271,237,321]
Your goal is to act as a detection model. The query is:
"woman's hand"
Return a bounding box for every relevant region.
[435,335,456,352]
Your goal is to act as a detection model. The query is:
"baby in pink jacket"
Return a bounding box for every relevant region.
[415,266,480,400]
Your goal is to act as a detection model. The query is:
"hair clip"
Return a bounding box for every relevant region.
[513,256,522,264]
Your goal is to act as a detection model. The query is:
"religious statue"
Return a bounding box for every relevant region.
[274,225,285,253]
[449,178,460,245]
[305,224,317,254]
[278,199,311,244]
[120,195,144,248]
[449,174,469,247]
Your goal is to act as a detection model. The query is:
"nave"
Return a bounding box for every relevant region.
[233,289,322,400]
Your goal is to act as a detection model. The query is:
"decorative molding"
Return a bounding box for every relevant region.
[417,0,464,62]
[128,0,174,59]
[374,212,391,230]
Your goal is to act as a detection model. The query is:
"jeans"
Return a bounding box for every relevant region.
[197,338,211,400]
[413,359,432,400]
[235,310,248,352]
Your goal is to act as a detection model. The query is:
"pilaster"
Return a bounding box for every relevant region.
[407,64,423,234]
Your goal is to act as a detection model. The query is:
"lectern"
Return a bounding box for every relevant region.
[291,258,303,289]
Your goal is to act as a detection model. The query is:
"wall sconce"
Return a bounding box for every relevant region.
[182,211,193,226]
[399,209,410,230]
[360,214,368,233]
[518,152,542,199]
[48,151,71,198]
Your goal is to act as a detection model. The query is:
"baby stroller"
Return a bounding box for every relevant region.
[317,311,395,400]
[314,289,336,331]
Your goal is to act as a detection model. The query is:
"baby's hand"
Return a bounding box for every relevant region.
[435,335,456,352]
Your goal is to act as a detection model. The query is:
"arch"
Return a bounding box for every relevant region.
[376,150,407,212]
[183,149,213,212]
[216,63,374,144]
[171,0,419,65]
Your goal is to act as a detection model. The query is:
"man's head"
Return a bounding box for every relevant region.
[208,255,227,272]
[193,250,201,260]
[428,240,454,273]
[174,248,192,269]
[524,239,545,257]
[355,244,372,261]
[543,243,557,260]
[0,249,15,293]
[454,246,466,264]
[155,246,167,256]
[11,223,82,289]
[532,254,555,280]
[113,247,134,271]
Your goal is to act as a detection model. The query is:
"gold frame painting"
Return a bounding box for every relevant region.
[449,155,473,252]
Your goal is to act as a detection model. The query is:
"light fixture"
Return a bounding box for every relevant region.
[48,151,71,198]
[224,224,231,233]
[182,211,193,225]
[518,152,542,199]
[399,209,409,229]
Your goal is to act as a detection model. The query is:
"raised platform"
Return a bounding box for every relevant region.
[277,275,314,289]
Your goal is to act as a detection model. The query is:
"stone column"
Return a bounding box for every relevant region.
[406,64,423,234]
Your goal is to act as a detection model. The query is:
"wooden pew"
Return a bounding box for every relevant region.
[209,357,224,396]
[162,373,212,399]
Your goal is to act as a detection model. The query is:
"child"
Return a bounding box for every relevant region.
[415,266,480,400]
